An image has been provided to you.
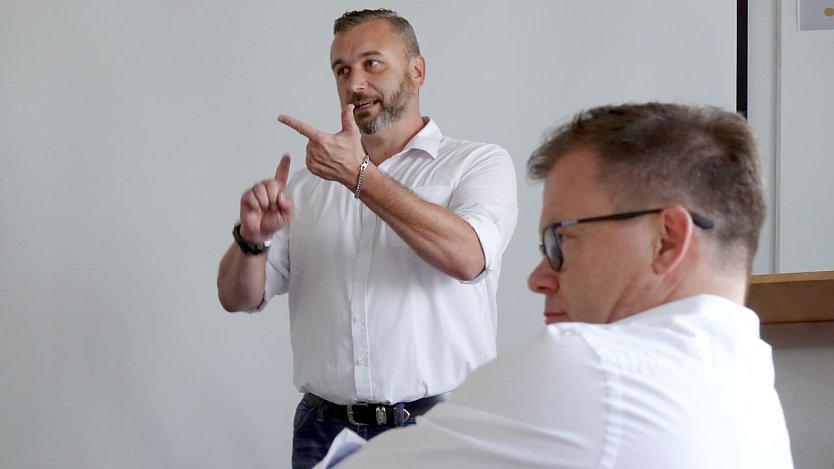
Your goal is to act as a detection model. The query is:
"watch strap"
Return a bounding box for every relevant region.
[232,222,271,256]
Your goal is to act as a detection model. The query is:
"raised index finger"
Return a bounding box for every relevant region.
[278,114,324,141]
[275,154,291,185]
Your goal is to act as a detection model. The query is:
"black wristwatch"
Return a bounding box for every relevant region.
[232,222,271,256]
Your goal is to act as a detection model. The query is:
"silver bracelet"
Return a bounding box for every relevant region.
[354,154,370,199]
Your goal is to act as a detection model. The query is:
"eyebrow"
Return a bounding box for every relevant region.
[331,50,385,71]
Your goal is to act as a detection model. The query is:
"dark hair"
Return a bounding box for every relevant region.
[528,102,766,271]
[333,9,420,58]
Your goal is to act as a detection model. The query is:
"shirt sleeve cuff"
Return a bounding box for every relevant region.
[459,212,502,285]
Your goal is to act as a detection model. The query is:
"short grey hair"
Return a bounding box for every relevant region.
[333,9,421,59]
[528,102,766,271]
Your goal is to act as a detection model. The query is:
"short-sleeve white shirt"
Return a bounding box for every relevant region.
[260,118,518,404]
[322,295,794,468]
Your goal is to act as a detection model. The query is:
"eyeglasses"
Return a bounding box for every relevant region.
[538,208,714,271]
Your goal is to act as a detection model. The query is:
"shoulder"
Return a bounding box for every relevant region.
[452,326,604,403]
[435,137,515,184]
[438,135,510,161]
[423,118,512,165]
[427,326,611,444]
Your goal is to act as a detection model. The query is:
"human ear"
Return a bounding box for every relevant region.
[652,204,693,274]
[410,55,426,87]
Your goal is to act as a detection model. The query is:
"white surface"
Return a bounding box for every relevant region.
[0,1,735,467]
[748,0,779,274]
[778,0,834,273]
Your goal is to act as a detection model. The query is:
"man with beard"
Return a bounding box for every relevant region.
[216,9,518,469]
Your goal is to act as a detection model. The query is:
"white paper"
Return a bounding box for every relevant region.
[313,429,367,468]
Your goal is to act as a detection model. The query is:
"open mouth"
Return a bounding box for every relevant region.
[353,99,379,111]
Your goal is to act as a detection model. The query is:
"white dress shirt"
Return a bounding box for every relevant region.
[258,118,518,405]
[319,295,794,468]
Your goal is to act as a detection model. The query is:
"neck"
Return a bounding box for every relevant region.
[361,109,426,165]
[662,264,749,307]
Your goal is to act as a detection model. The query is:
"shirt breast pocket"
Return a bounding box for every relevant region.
[384,185,452,249]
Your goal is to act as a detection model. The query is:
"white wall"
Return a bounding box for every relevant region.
[748,0,780,274]
[1,1,736,467]
[749,0,834,274]
[776,0,834,272]
[748,2,834,468]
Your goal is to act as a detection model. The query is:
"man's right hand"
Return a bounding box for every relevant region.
[239,155,294,243]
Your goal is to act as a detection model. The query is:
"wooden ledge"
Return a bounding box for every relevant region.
[746,271,834,324]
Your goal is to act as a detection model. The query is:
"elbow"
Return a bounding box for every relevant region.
[449,255,486,282]
[217,290,242,313]
[218,300,238,313]
[217,282,259,313]
[457,266,484,282]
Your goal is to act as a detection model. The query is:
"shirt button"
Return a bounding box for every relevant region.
[356,358,365,366]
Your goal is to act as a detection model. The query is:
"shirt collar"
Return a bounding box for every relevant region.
[615,294,745,326]
[399,117,441,159]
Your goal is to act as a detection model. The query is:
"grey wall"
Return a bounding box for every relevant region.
[749,0,834,274]
[748,1,834,468]
[775,0,834,272]
[1,1,744,467]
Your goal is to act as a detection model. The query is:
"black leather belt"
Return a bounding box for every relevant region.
[303,393,446,426]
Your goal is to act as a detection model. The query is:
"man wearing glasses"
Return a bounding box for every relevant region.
[315,103,794,468]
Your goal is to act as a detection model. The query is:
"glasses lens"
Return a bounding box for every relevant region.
[543,226,562,271]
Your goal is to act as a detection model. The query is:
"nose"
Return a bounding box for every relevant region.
[528,258,559,295]
[346,69,368,94]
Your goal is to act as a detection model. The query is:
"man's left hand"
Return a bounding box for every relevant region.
[278,104,365,187]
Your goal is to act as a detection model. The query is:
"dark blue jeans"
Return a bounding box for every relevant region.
[291,395,418,469]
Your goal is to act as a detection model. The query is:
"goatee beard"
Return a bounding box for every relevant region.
[352,73,412,135]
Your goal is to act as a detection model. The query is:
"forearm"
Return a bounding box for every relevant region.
[357,166,485,281]
[216,243,268,312]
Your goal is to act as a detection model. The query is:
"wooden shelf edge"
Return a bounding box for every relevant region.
[747,271,834,324]
[750,270,834,284]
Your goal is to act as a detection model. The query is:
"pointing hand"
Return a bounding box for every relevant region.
[278,104,366,187]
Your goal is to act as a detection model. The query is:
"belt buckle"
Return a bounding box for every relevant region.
[346,403,388,425]
[346,403,368,426]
